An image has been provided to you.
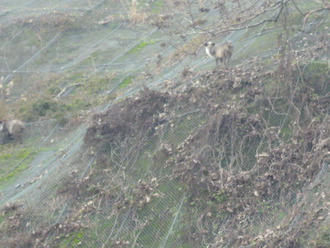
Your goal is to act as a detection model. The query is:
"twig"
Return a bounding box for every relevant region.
[302,5,330,31]
[291,0,305,16]
[213,0,288,37]
[55,83,84,99]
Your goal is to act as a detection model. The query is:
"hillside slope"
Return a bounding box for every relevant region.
[0,0,329,247]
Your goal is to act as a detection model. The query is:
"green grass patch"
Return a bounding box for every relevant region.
[149,0,165,14]
[128,40,156,54]
[83,76,109,95]
[299,61,329,94]
[135,180,185,247]
[57,231,84,248]
[310,224,330,248]
[118,75,133,89]
[80,50,104,65]
[238,31,279,59]
[19,98,69,121]
[18,73,111,121]
[0,215,5,226]
[0,148,37,188]
[0,148,35,162]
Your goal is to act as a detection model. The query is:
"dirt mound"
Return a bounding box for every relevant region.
[84,87,172,149]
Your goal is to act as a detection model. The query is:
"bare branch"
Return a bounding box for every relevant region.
[213,0,288,37]
[302,5,330,31]
[55,83,84,99]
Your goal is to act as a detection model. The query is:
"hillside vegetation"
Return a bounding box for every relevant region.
[0,0,329,247]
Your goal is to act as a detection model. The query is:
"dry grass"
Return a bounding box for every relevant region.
[128,1,150,25]
[169,35,207,64]
[0,100,7,120]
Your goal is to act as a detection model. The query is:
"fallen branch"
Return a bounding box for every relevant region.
[55,83,84,99]
[302,5,330,31]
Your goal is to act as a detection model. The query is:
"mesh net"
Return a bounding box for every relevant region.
[0,0,329,247]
